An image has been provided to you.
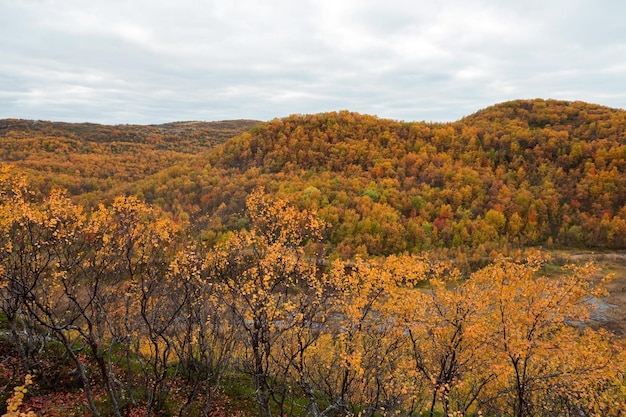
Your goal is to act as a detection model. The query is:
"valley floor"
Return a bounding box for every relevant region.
[550,251,626,335]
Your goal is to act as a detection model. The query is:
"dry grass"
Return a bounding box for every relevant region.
[597,259,626,336]
[549,251,626,336]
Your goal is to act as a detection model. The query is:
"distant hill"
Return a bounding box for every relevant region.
[2,100,625,260]
[125,99,625,259]
[0,118,260,201]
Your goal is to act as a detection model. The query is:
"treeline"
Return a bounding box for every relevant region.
[1,171,624,416]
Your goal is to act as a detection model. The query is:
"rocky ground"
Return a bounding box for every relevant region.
[553,251,626,336]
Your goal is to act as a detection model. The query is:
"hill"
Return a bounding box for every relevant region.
[124,99,626,259]
[2,99,625,260]
[1,100,625,416]
[0,118,260,202]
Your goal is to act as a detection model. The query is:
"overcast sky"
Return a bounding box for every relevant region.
[1,0,625,124]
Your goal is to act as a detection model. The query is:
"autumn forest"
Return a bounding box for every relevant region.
[0,99,625,416]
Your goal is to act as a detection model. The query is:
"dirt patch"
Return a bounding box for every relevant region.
[552,252,626,336]
[598,261,626,336]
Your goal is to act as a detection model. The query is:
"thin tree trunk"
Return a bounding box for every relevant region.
[60,333,104,417]
[252,326,272,417]
[9,316,32,372]
[429,388,438,417]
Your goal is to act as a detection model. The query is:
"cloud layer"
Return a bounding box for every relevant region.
[1,0,625,123]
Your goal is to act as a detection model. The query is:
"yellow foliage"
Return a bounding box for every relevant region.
[3,375,36,417]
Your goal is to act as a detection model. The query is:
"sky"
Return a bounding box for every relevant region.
[1,0,625,124]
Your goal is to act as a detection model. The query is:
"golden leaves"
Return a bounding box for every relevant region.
[0,170,623,416]
[2,374,36,417]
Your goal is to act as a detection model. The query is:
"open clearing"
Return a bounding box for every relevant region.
[551,251,626,336]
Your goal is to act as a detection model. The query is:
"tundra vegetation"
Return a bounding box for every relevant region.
[0,169,624,416]
[0,99,625,415]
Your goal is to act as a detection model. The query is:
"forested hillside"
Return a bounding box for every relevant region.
[1,173,624,417]
[1,100,625,416]
[2,100,625,261]
[0,118,259,202]
[125,99,626,261]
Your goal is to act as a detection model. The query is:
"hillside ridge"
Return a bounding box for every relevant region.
[0,117,260,199]
[117,99,626,259]
[2,99,625,259]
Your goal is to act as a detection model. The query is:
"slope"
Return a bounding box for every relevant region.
[0,118,260,203]
[127,99,626,259]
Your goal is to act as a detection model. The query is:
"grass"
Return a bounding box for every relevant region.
[546,250,626,336]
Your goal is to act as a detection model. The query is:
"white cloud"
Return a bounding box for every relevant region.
[0,0,625,123]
